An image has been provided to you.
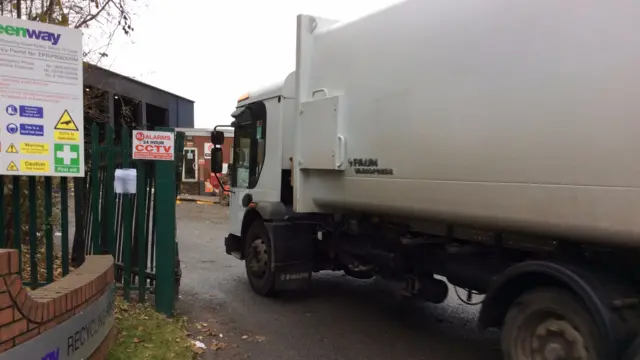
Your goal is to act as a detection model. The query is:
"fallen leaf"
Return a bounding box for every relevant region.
[134,338,142,343]
[255,335,266,342]
[241,335,248,340]
[211,341,226,350]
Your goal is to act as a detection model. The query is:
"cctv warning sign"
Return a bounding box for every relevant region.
[132,130,175,161]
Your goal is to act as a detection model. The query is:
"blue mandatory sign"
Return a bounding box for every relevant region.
[20,123,44,136]
[5,104,17,116]
[19,105,43,119]
[6,123,18,134]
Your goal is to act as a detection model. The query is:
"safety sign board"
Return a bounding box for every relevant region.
[0,16,83,176]
[54,110,79,131]
[20,142,49,155]
[54,144,81,174]
[6,161,18,171]
[19,105,43,119]
[21,160,49,173]
[132,130,175,161]
[6,144,18,154]
[20,124,44,137]
[6,123,18,134]
[204,142,214,159]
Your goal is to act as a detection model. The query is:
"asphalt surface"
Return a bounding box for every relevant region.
[175,202,503,360]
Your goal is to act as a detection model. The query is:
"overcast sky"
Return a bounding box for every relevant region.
[103,0,402,128]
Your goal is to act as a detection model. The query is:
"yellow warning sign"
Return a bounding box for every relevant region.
[20,142,49,155]
[54,110,79,131]
[21,160,49,173]
[54,130,80,142]
[6,161,18,171]
[5,143,17,153]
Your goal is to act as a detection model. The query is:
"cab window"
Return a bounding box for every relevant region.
[231,101,267,189]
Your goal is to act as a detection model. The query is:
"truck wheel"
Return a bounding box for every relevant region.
[623,335,640,360]
[244,220,276,296]
[501,287,603,360]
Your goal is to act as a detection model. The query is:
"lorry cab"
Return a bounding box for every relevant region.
[211,71,296,240]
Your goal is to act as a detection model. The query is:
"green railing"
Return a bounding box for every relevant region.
[0,175,72,288]
[3,122,184,316]
[76,123,184,315]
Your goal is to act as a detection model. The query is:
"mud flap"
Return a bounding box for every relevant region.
[264,221,314,291]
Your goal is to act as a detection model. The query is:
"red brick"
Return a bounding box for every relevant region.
[0,319,27,342]
[27,322,38,331]
[0,339,13,353]
[0,293,11,309]
[46,301,54,321]
[15,289,26,309]
[6,276,19,296]
[41,320,57,332]
[0,252,9,275]
[0,307,12,325]
[13,308,23,321]
[14,328,38,345]
[8,251,18,274]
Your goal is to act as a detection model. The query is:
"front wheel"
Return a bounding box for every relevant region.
[244,220,277,296]
[501,287,604,360]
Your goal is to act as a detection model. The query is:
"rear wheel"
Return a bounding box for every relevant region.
[501,287,604,360]
[623,336,640,360]
[244,220,276,296]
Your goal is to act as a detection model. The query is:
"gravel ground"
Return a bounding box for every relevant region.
[175,202,503,360]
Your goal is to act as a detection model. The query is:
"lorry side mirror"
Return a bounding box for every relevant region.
[211,148,223,174]
[211,131,225,146]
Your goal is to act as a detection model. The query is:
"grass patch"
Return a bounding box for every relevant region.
[109,296,194,360]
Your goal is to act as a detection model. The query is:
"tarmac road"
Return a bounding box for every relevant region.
[175,202,503,360]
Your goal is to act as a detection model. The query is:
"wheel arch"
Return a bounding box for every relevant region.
[240,201,287,256]
[479,261,620,358]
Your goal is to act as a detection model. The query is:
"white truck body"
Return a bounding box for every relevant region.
[286,0,640,247]
[220,2,640,358]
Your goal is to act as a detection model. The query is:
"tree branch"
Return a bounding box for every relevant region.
[74,0,112,29]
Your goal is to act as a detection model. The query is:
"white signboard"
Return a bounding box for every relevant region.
[0,17,84,176]
[204,142,213,159]
[132,130,175,161]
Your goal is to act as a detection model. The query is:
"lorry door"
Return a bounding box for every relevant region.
[229,102,267,236]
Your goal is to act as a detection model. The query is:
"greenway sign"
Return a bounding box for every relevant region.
[0,16,84,177]
[0,23,62,45]
[1,286,115,360]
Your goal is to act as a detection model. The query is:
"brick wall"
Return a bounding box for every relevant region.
[182,134,233,195]
[0,249,115,358]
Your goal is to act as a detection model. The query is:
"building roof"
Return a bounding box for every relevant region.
[176,127,234,137]
[85,63,195,103]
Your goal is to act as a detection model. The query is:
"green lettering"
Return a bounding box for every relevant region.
[17,27,26,37]
[0,25,5,35]
[4,25,15,36]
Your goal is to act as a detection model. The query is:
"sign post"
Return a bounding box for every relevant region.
[0,17,84,176]
[132,131,175,161]
[204,142,213,159]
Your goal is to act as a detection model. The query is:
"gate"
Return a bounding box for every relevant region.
[73,123,184,316]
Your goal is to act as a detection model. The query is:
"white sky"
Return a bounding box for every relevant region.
[102,0,402,128]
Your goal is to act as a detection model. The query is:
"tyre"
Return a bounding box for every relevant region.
[244,220,276,296]
[501,287,604,360]
[623,335,640,360]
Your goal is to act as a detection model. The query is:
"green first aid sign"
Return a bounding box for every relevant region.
[54,143,80,174]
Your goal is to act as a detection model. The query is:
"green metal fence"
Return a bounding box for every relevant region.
[3,123,184,316]
[0,175,72,288]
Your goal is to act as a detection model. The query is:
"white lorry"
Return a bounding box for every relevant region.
[210,1,640,359]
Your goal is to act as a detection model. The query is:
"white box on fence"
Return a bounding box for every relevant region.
[114,169,137,194]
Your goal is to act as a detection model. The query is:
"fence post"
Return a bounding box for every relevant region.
[153,127,177,316]
[121,125,134,301]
